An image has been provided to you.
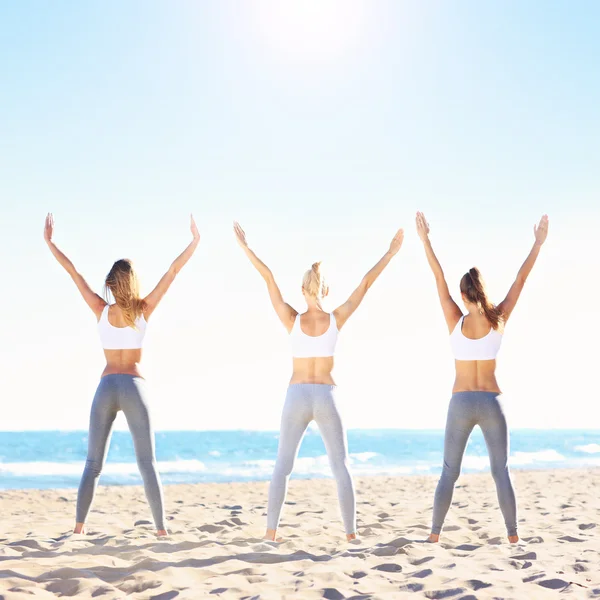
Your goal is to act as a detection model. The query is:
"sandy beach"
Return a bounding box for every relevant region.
[1,469,598,599]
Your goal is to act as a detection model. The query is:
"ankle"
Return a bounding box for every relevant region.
[73,523,85,534]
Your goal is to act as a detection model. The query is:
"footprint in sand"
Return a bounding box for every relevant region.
[510,551,536,560]
[196,524,225,533]
[410,556,434,566]
[372,563,402,573]
[424,587,466,598]
[454,544,481,551]
[150,592,179,600]
[349,571,367,579]
[398,583,424,592]
[537,578,572,590]
[467,579,492,590]
[410,568,433,579]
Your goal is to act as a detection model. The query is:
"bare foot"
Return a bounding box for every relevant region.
[508,535,519,544]
[428,533,440,543]
[156,529,168,537]
[73,523,85,534]
[346,533,357,541]
[263,529,284,542]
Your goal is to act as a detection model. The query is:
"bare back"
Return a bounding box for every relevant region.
[100,305,148,378]
[290,310,338,385]
[452,313,502,394]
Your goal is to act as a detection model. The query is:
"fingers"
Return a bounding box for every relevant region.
[233,221,246,242]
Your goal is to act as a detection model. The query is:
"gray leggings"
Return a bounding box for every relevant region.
[431,391,517,537]
[267,384,356,534]
[76,374,165,530]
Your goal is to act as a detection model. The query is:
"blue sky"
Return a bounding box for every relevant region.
[1,1,598,431]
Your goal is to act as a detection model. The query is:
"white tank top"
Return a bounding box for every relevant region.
[98,305,147,350]
[290,313,338,358]
[450,315,502,361]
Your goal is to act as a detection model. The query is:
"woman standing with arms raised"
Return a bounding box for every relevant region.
[44,213,200,536]
[233,221,404,541]
[416,211,549,543]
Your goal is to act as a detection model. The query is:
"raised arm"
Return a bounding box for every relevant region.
[233,221,297,332]
[416,212,463,333]
[497,214,549,321]
[333,228,404,330]
[44,213,106,319]
[143,215,200,319]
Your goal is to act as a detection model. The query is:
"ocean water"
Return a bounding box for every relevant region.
[0,429,598,490]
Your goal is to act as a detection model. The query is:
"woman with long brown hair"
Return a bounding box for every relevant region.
[233,221,404,541]
[416,211,549,544]
[44,213,200,536]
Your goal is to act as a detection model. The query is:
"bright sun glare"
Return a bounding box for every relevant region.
[250,0,368,64]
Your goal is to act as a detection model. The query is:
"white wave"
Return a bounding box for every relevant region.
[510,450,564,465]
[350,452,379,462]
[575,444,600,454]
[0,459,206,477]
[462,456,490,470]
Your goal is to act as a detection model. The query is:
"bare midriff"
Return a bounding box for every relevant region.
[452,359,501,394]
[290,357,335,385]
[101,349,144,378]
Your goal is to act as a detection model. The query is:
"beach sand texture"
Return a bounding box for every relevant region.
[0,469,599,599]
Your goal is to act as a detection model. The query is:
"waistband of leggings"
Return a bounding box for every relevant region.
[451,391,501,400]
[288,383,337,390]
[100,374,141,382]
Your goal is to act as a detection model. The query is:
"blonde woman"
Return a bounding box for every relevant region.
[233,221,404,541]
[44,213,200,536]
[416,211,549,544]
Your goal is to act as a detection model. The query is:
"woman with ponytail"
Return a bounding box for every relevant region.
[233,221,404,541]
[416,212,549,543]
[44,213,200,536]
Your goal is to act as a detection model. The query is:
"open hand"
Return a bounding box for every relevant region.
[190,214,200,241]
[233,221,248,248]
[44,213,54,244]
[534,214,549,246]
[388,228,404,255]
[416,212,430,242]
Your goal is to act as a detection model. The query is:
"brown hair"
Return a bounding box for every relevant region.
[459,267,503,330]
[302,261,328,298]
[104,259,146,329]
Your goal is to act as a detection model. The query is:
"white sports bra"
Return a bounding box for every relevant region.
[290,313,338,358]
[98,305,147,350]
[450,315,502,361]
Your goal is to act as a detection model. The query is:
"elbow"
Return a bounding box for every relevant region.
[360,276,372,293]
[168,264,180,278]
[263,269,274,284]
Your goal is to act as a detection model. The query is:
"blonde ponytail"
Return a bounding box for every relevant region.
[302,261,328,298]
